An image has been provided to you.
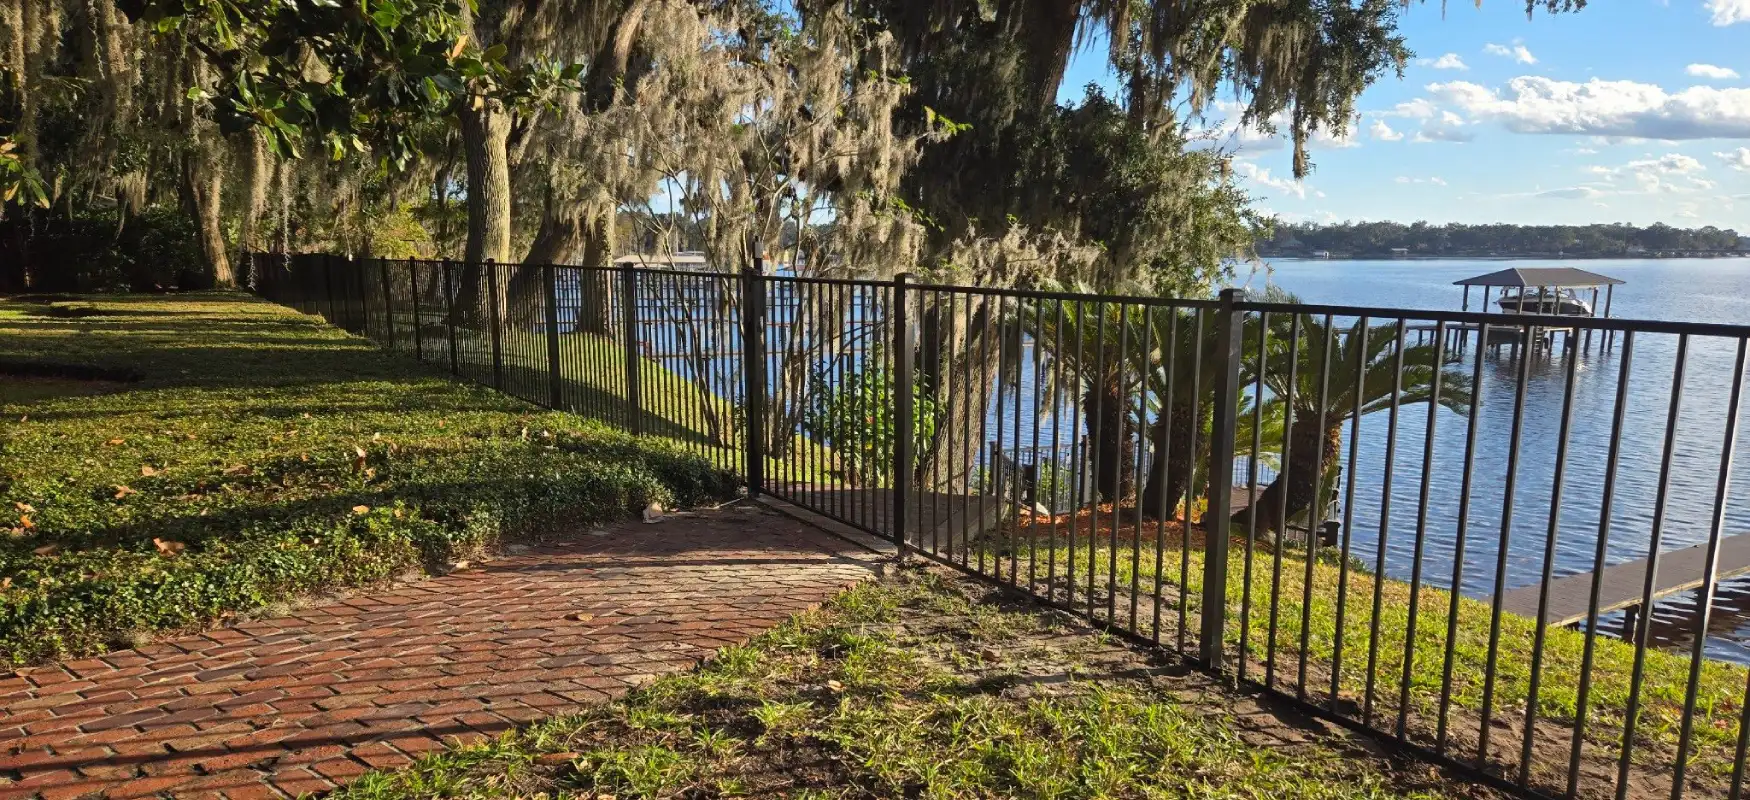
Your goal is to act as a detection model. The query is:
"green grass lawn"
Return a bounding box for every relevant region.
[0,293,738,665]
[330,568,1503,800]
[998,531,1748,796]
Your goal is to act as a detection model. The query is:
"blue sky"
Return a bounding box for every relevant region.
[1060,0,1750,228]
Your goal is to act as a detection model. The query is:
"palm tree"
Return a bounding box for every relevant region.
[1028,291,1279,513]
[1028,297,1145,503]
[1238,300,1473,535]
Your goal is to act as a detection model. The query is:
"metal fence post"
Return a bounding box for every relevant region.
[442,259,459,375]
[379,258,396,351]
[892,272,914,560]
[486,259,505,389]
[543,265,564,409]
[1200,287,1247,669]
[741,261,767,497]
[323,254,339,324]
[354,256,370,335]
[621,264,643,435]
[408,258,424,361]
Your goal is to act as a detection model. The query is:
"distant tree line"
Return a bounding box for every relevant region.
[1260,221,1747,259]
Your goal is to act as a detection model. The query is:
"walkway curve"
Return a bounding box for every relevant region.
[0,506,877,800]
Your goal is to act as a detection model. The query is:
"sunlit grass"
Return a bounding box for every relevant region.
[1003,530,1748,790]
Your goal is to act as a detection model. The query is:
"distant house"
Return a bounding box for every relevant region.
[1390,247,1410,257]
[1311,250,1331,259]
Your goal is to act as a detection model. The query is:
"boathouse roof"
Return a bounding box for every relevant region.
[1452,267,1625,287]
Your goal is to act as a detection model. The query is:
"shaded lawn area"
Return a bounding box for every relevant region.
[989,526,1749,799]
[382,314,843,484]
[331,568,1504,800]
[0,293,738,665]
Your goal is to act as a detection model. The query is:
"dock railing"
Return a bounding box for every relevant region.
[252,252,1750,800]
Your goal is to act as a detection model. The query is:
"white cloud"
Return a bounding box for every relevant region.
[1718,146,1750,170]
[1428,77,1750,139]
[1377,98,1440,120]
[1414,111,1475,143]
[1687,63,1742,80]
[1233,161,1308,199]
[1418,53,1469,71]
[1676,202,1702,219]
[1483,42,1537,65]
[1584,153,1713,194]
[1395,176,1449,186]
[1707,0,1750,25]
[1370,119,1405,142]
[1537,187,1605,199]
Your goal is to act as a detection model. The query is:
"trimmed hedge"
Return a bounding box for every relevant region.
[0,294,736,665]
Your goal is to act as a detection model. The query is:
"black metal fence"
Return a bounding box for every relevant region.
[253,252,1750,800]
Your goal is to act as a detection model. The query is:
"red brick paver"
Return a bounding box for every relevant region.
[0,507,877,799]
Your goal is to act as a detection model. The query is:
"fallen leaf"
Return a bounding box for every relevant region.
[437,419,445,428]
[392,508,404,518]
[362,467,377,481]
[18,514,34,530]
[152,538,185,556]
[979,648,1001,663]
[13,502,34,513]
[32,543,58,556]
[1,577,10,590]
[113,485,135,499]
[564,612,595,622]
[534,752,579,767]
[104,437,125,446]
[371,432,382,442]
[173,493,202,502]
[223,464,253,476]
[352,505,371,515]
[299,453,309,462]
[826,680,844,692]
[352,446,367,474]
[140,465,160,477]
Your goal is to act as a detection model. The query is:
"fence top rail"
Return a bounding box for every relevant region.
[1237,299,1750,339]
[761,273,889,288]
[909,280,1226,309]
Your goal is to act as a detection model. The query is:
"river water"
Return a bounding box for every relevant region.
[1257,258,1750,663]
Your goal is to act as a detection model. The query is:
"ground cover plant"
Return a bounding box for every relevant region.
[0,293,736,665]
[981,519,1748,798]
[330,567,1503,800]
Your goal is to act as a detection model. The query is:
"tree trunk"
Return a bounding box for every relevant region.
[574,213,613,334]
[461,99,512,265]
[237,132,271,283]
[1234,414,1342,537]
[1139,401,1202,519]
[454,99,512,324]
[915,296,999,494]
[1083,382,1135,504]
[182,146,233,287]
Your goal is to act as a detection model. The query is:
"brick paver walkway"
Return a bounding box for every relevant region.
[0,506,877,799]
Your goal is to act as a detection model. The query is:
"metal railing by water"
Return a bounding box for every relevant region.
[251,252,1750,800]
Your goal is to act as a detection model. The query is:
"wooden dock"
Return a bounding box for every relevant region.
[1499,533,1750,627]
